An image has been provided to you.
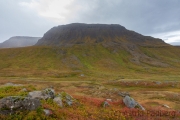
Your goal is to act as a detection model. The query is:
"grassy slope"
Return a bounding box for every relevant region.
[0,45,180,119]
[0,45,180,80]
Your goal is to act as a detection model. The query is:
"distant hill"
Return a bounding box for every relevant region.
[169,42,180,46]
[36,23,166,46]
[0,36,41,48]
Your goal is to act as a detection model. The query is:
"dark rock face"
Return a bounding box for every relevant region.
[36,23,166,47]
[0,36,41,48]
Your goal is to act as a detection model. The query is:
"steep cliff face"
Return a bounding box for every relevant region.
[36,23,166,47]
[0,36,41,48]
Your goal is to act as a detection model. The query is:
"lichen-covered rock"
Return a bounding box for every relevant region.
[53,96,63,107]
[42,88,55,99]
[65,94,74,106]
[0,96,41,113]
[28,91,43,99]
[54,92,76,107]
[28,88,55,100]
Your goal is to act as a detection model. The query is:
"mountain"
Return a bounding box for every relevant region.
[0,36,41,48]
[36,23,171,67]
[0,23,180,79]
[36,23,166,46]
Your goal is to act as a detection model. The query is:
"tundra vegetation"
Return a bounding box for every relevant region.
[0,24,180,119]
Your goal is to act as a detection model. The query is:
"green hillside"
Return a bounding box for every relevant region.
[0,44,180,80]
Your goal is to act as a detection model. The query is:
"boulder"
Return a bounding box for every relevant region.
[28,88,55,100]
[53,96,63,107]
[0,96,41,113]
[21,97,41,110]
[28,91,43,99]
[123,96,145,111]
[53,92,78,107]
[123,96,137,108]
[65,94,74,106]
[54,92,76,107]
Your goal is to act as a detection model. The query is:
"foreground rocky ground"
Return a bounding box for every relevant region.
[0,79,180,120]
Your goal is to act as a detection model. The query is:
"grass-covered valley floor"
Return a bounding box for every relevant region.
[0,45,180,119]
[0,77,180,120]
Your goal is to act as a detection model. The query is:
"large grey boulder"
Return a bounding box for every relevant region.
[28,88,55,100]
[123,96,137,108]
[123,96,145,111]
[0,96,41,113]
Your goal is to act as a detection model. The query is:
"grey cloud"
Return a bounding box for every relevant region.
[0,0,55,42]
[0,0,180,43]
[69,0,180,35]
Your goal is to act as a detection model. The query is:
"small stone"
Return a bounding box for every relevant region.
[43,109,52,116]
[21,88,27,92]
[103,101,109,107]
[80,74,84,77]
[113,88,118,91]
[163,104,170,108]
[136,103,145,111]
[106,99,112,102]
[155,81,161,85]
[53,97,63,107]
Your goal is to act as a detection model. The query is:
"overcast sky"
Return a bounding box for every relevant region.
[0,0,180,44]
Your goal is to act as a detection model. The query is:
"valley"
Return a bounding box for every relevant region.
[0,23,180,119]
